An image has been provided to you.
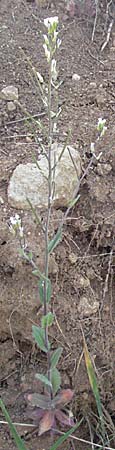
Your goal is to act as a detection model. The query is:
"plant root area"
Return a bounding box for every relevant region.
[0,0,115,449]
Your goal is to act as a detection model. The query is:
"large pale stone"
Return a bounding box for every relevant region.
[8,143,81,210]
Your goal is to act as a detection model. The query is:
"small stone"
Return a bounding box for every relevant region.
[86,267,95,280]
[8,142,81,210]
[7,101,16,112]
[103,163,112,174]
[0,85,18,101]
[26,136,32,143]
[97,163,112,176]
[96,90,106,107]
[89,82,97,88]
[72,73,80,82]
[78,275,90,288]
[0,196,4,204]
[78,296,99,317]
[68,252,77,264]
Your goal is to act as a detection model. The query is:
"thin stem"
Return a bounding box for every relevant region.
[44,53,53,397]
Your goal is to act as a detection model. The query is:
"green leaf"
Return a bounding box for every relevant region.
[51,368,61,395]
[26,251,33,261]
[50,418,83,450]
[84,337,106,440]
[68,194,80,208]
[51,347,63,369]
[18,248,25,258]
[32,325,49,353]
[39,278,52,304]
[48,228,62,254]
[0,399,27,450]
[35,373,52,388]
[41,312,54,328]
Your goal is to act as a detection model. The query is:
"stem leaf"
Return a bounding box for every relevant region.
[41,312,54,328]
[32,325,49,353]
[48,229,62,254]
[83,337,105,439]
[68,194,80,208]
[27,393,53,409]
[51,368,61,395]
[51,347,63,369]
[0,399,27,450]
[35,373,52,388]
[39,278,52,304]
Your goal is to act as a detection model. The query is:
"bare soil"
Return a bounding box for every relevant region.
[0,1,115,449]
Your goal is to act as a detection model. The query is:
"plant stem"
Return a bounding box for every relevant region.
[44,54,53,397]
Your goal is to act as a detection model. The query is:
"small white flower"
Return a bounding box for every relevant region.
[97,118,107,137]
[53,30,58,42]
[44,16,58,29]
[43,34,49,46]
[53,122,59,133]
[90,142,95,153]
[10,214,20,227]
[51,58,57,81]
[57,38,61,48]
[19,226,24,238]
[37,71,44,84]
[43,43,50,62]
[97,117,106,131]
[43,96,48,107]
[9,214,23,238]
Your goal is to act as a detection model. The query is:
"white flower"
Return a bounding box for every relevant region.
[43,34,49,46]
[10,214,21,227]
[37,71,44,84]
[90,142,95,153]
[97,118,107,137]
[53,30,58,42]
[44,16,58,29]
[51,58,57,81]
[9,214,23,238]
[57,38,61,48]
[97,117,106,131]
[43,43,50,62]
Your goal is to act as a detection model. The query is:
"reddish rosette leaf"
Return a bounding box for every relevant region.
[39,410,55,436]
[55,409,75,427]
[27,393,53,409]
[55,389,74,407]
[28,407,44,424]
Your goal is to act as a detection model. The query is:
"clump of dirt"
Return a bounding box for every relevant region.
[0,0,115,449]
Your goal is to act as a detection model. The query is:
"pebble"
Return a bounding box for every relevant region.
[72,73,81,82]
[7,101,16,112]
[78,295,99,317]
[89,82,97,88]
[0,196,4,204]
[68,252,77,264]
[0,85,18,101]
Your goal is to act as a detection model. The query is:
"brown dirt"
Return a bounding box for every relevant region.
[0,1,115,449]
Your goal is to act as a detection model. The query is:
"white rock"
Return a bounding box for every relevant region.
[8,143,81,210]
[72,73,80,82]
[89,82,97,88]
[78,296,99,317]
[7,101,16,112]
[0,196,4,204]
[0,85,18,101]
